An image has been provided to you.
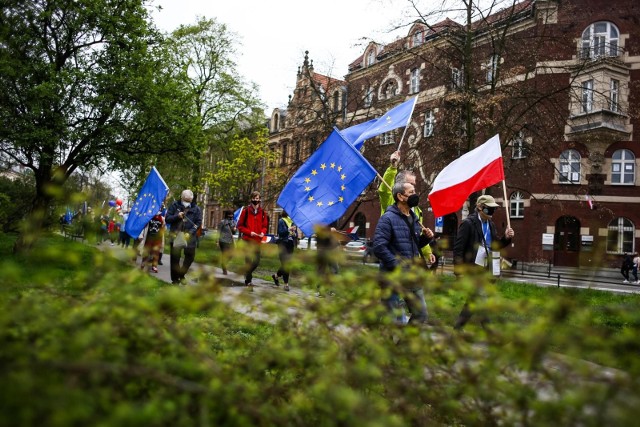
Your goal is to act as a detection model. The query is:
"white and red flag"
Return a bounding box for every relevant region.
[428,134,504,217]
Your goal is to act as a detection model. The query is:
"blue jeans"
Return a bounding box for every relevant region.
[403,287,428,324]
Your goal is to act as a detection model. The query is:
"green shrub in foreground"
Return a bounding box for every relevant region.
[1,233,640,426]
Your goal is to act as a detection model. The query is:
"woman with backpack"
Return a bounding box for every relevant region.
[141,212,165,273]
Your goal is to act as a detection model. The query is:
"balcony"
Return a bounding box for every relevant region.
[566,109,630,141]
[577,43,624,62]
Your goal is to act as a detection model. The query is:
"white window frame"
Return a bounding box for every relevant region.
[412,30,423,47]
[380,131,395,146]
[611,149,635,185]
[581,79,594,113]
[581,21,620,59]
[410,68,420,93]
[486,55,498,84]
[606,217,635,254]
[559,149,581,184]
[510,130,527,159]
[451,67,463,89]
[364,86,374,107]
[366,50,376,67]
[510,191,525,218]
[610,79,619,112]
[423,110,435,137]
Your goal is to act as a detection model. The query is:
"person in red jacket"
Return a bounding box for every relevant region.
[237,191,269,289]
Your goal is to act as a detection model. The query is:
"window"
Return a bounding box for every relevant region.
[366,50,376,67]
[380,131,395,146]
[510,191,525,218]
[410,68,420,93]
[610,79,619,112]
[423,110,435,137]
[294,141,300,162]
[581,80,593,113]
[412,30,423,47]
[486,55,498,83]
[281,144,287,166]
[559,149,581,184]
[273,114,279,132]
[364,86,374,107]
[333,91,340,112]
[611,149,635,185]
[510,130,527,159]
[384,81,397,98]
[451,67,464,89]
[581,21,620,59]
[606,217,634,254]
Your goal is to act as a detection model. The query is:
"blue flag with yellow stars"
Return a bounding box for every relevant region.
[277,129,377,237]
[125,166,169,238]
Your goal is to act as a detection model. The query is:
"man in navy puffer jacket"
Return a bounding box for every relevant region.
[373,181,433,324]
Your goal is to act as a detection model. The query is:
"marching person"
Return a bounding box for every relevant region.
[217,210,236,275]
[237,191,268,290]
[165,189,202,285]
[272,211,297,292]
[452,194,514,330]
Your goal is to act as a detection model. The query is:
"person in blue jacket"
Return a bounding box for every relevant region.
[373,181,433,325]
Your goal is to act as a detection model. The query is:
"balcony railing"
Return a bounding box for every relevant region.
[578,43,624,61]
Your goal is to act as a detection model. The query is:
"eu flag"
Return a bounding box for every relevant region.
[125,167,169,238]
[344,96,418,150]
[277,129,377,237]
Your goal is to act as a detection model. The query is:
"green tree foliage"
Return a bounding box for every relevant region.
[0,0,200,251]
[1,234,640,425]
[0,177,34,232]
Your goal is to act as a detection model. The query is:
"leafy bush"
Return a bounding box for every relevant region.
[1,233,640,425]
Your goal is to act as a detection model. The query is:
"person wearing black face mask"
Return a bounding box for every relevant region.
[452,194,515,330]
[373,181,434,325]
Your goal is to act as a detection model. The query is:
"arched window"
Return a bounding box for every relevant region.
[384,80,397,98]
[273,114,279,131]
[366,49,376,67]
[611,149,635,185]
[510,191,525,218]
[581,21,620,59]
[607,217,635,254]
[412,30,423,47]
[559,149,581,184]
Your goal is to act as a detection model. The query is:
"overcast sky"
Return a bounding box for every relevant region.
[150,0,411,113]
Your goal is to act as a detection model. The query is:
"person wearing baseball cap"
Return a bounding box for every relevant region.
[452,193,514,330]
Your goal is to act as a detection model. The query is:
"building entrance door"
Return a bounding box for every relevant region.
[553,216,580,267]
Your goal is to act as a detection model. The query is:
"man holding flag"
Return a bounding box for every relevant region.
[427,134,514,330]
[165,189,202,285]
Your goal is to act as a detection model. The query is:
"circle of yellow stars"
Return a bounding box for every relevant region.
[133,193,160,217]
[304,162,347,208]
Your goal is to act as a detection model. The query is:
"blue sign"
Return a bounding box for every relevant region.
[435,216,443,233]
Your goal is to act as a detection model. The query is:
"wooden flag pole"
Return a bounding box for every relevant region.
[501,179,511,229]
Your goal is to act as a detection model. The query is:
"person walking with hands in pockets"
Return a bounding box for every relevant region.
[237,191,268,290]
[165,189,202,285]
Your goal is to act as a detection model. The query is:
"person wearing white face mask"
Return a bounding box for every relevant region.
[165,189,203,285]
[237,191,268,290]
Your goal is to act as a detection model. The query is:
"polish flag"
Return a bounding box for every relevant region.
[585,195,594,210]
[428,135,504,217]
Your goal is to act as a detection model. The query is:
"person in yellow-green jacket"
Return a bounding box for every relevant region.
[378,151,435,265]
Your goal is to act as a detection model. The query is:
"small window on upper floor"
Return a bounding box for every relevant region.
[610,79,620,112]
[423,110,435,137]
[581,79,594,113]
[273,114,279,132]
[485,55,498,84]
[380,131,395,146]
[364,86,374,107]
[611,149,635,185]
[333,91,341,113]
[581,21,620,60]
[510,191,525,218]
[559,149,581,184]
[281,143,288,166]
[451,67,464,89]
[366,49,376,67]
[410,68,420,93]
[510,130,528,159]
[412,30,423,47]
[384,80,398,99]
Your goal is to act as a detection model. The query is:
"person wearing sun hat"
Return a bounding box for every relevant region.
[452,193,514,330]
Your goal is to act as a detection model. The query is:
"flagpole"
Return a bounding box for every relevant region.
[502,179,511,229]
[396,96,418,152]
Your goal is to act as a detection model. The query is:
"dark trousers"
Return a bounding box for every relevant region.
[219,241,233,272]
[276,241,294,284]
[454,267,493,330]
[170,244,196,283]
[244,243,261,285]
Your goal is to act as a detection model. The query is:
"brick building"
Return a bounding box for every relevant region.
[268,0,639,268]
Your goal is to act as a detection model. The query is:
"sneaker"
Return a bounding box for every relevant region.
[271,274,280,287]
[623,280,629,283]
[151,267,158,273]
[284,284,290,292]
